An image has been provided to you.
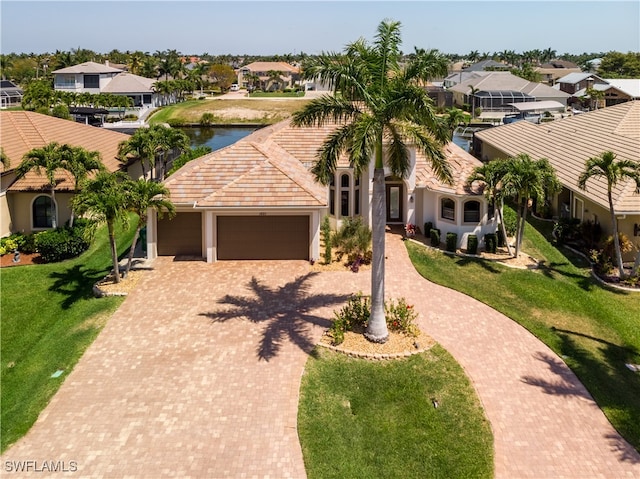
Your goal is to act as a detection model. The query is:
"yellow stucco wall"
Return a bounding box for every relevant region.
[8,192,74,234]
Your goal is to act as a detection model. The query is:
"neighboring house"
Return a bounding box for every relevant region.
[237,62,301,91]
[535,61,582,86]
[148,120,495,262]
[52,61,165,109]
[557,73,640,108]
[473,101,640,259]
[0,80,23,109]
[447,72,571,115]
[463,59,510,72]
[0,111,137,236]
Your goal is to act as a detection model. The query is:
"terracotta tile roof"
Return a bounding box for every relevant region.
[240,62,300,73]
[164,124,325,208]
[1,111,130,191]
[165,119,485,208]
[475,101,640,214]
[415,142,485,196]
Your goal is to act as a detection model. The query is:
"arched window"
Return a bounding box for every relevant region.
[329,176,335,215]
[463,200,481,223]
[33,195,55,228]
[441,198,455,221]
[340,173,350,217]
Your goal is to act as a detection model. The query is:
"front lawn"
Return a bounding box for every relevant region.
[299,346,493,479]
[0,220,136,452]
[406,217,640,451]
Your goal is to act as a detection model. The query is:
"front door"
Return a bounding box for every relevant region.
[386,183,404,223]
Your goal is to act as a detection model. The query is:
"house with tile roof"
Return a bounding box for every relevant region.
[474,101,640,259]
[53,61,166,108]
[0,111,139,237]
[149,120,495,262]
[556,73,640,109]
[236,62,301,91]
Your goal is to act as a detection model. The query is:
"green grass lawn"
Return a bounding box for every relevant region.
[406,217,640,451]
[148,98,312,125]
[299,346,493,479]
[0,221,136,452]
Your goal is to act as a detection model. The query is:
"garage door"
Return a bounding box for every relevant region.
[157,212,202,256]
[217,216,309,260]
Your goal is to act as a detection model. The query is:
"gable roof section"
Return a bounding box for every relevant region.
[52,61,123,74]
[240,62,299,73]
[448,72,569,100]
[475,101,640,213]
[164,122,326,208]
[1,111,130,190]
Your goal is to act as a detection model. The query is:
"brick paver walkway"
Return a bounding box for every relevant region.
[3,230,639,478]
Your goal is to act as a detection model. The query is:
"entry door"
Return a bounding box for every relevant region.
[386,183,403,223]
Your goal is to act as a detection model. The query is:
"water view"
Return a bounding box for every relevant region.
[180,126,471,154]
[180,126,260,151]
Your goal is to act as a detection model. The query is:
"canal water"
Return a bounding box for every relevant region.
[179,126,471,154]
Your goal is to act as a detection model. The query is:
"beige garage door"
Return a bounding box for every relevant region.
[217,216,309,260]
[157,212,202,256]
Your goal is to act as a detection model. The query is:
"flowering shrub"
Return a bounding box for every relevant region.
[329,293,419,344]
[385,297,419,337]
[405,223,417,236]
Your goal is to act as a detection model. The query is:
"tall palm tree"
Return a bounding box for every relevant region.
[291,19,452,343]
[502,154,561,257]
[123,179,176,276]
[71,171,130,283]
[151,125,190,179]
[118,128,156,180]
[578,151,640,280]
[468,85,480,119]
[59,145,105,227]
[467,160,514,257]
[16,142,66,228]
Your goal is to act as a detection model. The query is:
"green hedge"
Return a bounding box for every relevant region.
[430,228,441,247]
[484,233,498,254]
[467,234,478,254]
[34,223,91,263]
[446,232,458,252]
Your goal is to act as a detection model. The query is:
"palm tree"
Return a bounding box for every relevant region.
[123,179,175,276]
[444,107,467,132]
[292,19,452,343]
[578,151,640,280]
[16,142,66,228]
[266,70,283,91]
[59,145,105,227]
[502,154,561,257]
[468,85,480,119]
[467,160,514,257]
[0,147,9,169]
[118,128,156,180]
[151,125,190,179]
[71,171,130,283]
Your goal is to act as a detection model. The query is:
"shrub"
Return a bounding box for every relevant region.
[484,233,498,253]
[51,104,70,120]
[333,217,372,264]
[467,234,478,254]
[200,112,216,126]
[446,232,458,252]
[34,225,90,263]
[321,215,332,265]
[166,118,186,127]
[430,228,441,247]
[553,217,581,245]
[502,206,518,237]
[330,293,370,345]
[581,220,603,249]
[385,297,419,337]
[424,222,433,237]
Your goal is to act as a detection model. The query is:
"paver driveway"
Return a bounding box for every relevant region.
[3,230,639,478]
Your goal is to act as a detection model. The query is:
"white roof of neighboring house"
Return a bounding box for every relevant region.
[102,73,155,94]
[475,101,640,214]
[52,61,123,74]
[556,72,605,84]
[604,79,640,98]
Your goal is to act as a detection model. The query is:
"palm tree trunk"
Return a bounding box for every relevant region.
[125,225,141,277]
[108,221,121,283]
[518,199,528,256]
[514,197,523,257]
[50,185,58,229]
[497,200,514,257]
[608,193,626,280]
[365,166,389,343]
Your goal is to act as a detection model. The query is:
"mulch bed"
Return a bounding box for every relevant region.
[0,252,44,267]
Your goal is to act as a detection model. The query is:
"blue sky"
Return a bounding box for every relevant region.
[1,1,639,56]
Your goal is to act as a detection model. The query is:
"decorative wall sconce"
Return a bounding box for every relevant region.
[409,195,414,203]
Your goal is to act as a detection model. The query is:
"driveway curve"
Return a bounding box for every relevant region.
[3,231,639,478]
